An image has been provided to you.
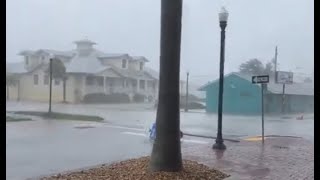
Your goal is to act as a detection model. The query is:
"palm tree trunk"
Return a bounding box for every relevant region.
[63,78,67,102]
[149,0,183,172]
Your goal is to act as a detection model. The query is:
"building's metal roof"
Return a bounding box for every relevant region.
[18,49,75,57]
[13,39,155,78]
[36,49,75,57]
[144,67,159,79]
[110,67,156,80]
[132,56,149,62]
[66,53,107,74]
[199,72,314,96]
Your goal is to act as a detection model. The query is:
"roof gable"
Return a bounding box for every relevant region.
[199,72,252,91]
[96,67,123,77]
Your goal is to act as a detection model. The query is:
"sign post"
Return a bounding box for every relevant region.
[252,75,269,144]
[275,71,293,114]
[261,84,267,144]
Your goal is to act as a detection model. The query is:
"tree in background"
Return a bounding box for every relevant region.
[149,0,183,172]
[239,58,274,75]
[46,58,68,103]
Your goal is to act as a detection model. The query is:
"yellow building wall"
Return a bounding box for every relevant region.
[7,67,85,103]
[6,85,19,100]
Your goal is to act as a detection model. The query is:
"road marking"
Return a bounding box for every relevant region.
[103,125,144,132]
[122,132,209,144]
[243,136,267,141]
[123,132,147,137]
[182,139,209,144]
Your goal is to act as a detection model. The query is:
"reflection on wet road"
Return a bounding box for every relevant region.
[6,101,314,140]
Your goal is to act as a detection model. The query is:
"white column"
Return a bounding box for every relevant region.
[145,80,147,92]
[137,79,140,93]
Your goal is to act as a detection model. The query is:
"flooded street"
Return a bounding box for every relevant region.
[6,102,313,179]
[6,120,153,180]
[7,101,314,140]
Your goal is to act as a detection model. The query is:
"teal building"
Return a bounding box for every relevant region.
[199,73,314,115]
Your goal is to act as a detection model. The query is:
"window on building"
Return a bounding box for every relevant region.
[33,74,39,85]
[122,59,127,68]
[44,75,49,85]
[86,76,94,85]
[122,79,126,88]
[97,76,104,87]
[41,56,45,61]
[54,79,60,85]
[139,62,143,71]
[139,80,145,90]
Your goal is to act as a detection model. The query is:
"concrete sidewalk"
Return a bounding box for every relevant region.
[182,137,314,180]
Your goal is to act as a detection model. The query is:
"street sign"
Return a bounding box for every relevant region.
[276,71,293,84]
[252,75,269,84]
[251,75,269,143]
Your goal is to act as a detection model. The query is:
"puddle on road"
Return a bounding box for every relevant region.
[73,122,106,129]
[74,126,96,129]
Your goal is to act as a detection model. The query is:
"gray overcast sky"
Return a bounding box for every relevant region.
[6,0,313,85]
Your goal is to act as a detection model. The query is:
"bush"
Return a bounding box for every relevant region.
[83,93,130,103]
[133,93,146,102]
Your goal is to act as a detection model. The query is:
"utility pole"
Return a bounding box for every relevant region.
[274,46,278,79]
[185,71,189,112]
[274,46,286,114]
[48,58,53,114]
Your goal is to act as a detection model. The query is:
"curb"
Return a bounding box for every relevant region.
[183,133,240,143]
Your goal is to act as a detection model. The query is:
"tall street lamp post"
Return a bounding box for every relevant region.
[212,7,228,150]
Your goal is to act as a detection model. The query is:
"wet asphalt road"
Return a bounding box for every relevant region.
[6,118,212,180]
[6,101,314,140]
[6,120,150,180]
[6,101,314,179]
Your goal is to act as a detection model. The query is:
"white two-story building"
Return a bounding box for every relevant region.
[6,39,159,103]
